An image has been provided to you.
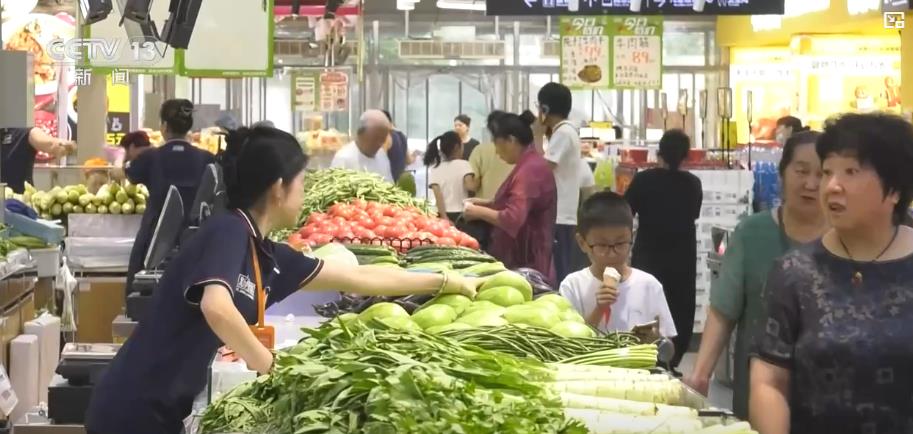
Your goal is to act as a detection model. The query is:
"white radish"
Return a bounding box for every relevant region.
[560,392,696,418]
[550,380,684,405]
[564,408,703,434]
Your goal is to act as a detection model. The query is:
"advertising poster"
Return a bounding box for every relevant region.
[1,0,77,160]
[729,47,797,143]
[106,77,131,146]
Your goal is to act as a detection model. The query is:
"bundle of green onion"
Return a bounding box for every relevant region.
[438,325,654,368]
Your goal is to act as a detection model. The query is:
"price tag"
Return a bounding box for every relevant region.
[559,17,611,90]
[612,17,662,89]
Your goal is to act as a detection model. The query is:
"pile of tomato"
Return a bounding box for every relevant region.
[288,199,480,250]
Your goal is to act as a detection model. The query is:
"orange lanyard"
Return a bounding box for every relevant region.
[248,238,274,348]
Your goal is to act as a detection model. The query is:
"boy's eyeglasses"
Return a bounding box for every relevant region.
[587,241,632,256]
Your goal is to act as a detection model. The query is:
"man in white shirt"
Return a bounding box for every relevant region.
[331,110,394,183]
[539,82,583,284]
[559,191,677,338]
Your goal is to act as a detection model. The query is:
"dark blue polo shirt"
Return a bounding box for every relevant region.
[0,128,37,194]
[85,210,323,434]
[125,140,215,221]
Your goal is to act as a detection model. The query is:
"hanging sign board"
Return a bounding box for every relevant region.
[486,0,784,16]
[560,16,663,90]
[290,70,350,113]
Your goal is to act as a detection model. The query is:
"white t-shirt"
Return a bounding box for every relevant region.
[428,160,473,213]
[544,121,582,226]
[559,267,677,337]
[330,142,394,183]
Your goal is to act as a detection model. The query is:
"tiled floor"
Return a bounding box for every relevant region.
[679,352,734,410]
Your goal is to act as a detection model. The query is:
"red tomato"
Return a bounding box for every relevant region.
[412,216,430,230]
[307,213,327,225]
[332,216,348,226]
[428,223,446,238]
[350,199,367,210]
[298,225,316,238]
[435,237,456,247]
[355,228,377,240]
[373,225,388,237]
[378,216,396,227]
[321,224,339,235]
[383,206,398,217]
[460,235,480,250]
[385,225,406,239]
[356,215,376,229]
[311,233,334,245]
[328,203,346,216]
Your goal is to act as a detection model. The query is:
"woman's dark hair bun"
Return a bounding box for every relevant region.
[219,126,308,210]
[160,98,195,136]
[519,110,537,126]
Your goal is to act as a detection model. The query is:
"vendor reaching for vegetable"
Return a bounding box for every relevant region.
[558,192,676,339]
[85,126,479,434]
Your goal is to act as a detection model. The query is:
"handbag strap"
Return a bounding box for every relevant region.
[248,238,266,328]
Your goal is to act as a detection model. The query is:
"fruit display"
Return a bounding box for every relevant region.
[18,181,149,220]
[286,200,479,251]
[201,320,758,434]
[294,128,346,155]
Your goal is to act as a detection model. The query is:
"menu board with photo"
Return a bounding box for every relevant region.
[560,17,611,90]
[1,0,77,159]
[560,16,663,90]
[319,71,349,113]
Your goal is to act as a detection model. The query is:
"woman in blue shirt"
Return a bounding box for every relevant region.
[123,99,215,293]
[86,126,478,434]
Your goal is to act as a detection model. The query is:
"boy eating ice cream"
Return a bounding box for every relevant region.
[559,191,677,338]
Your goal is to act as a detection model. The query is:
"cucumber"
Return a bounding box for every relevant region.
[408,252,496,263]
[368,256,400,265]
[8,236,48,249]
[346,245,397,257]
[405,245,479,256]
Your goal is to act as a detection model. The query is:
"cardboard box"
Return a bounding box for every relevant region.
[75,277,126,343]
[14,425,86,434]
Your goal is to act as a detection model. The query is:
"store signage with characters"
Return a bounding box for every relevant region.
[882,0,911,11]
[560,16,662,90]
[486,0,784,16]
[290,70,349,113]
[106,76,131,146]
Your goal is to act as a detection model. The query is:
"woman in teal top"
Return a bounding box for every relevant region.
[685,131,829,418]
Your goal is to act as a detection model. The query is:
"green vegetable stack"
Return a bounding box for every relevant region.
[200,320,587,434]
[25,182,149,219]
[296,168,431,227]
[404,245,502,273]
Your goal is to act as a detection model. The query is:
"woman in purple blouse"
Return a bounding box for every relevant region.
[464,111,558,284]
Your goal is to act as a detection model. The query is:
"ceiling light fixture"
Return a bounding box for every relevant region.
[436,0,486,11]
[397,0,417,10]
[568,0,580,12]
[692,0,705,12]
[629,0,642,12]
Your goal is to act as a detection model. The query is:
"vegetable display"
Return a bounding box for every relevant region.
[287,200,479,251]
[202,320,757,434]
[17,181,149,219]
[200,320,587,434]
[296,168,431,225]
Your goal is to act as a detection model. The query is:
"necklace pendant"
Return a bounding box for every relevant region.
[852,271,863,286]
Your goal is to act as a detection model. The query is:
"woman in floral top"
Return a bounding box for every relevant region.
[751,112,913,434]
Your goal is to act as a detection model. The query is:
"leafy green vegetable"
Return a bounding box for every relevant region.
[200,320,587,434]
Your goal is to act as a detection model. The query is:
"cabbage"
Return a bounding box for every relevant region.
[480,271,533,301]
[358,302,409,323]
[411,304,457,329]
[476,286,525,307]
[425,322,473,334]
[549,321,596,338]
[534,293,575,311]
[428,294,473,314]
[456,310,509,328]
[503,306,560,328]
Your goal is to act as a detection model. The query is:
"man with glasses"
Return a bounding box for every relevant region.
[558,191,677,339]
